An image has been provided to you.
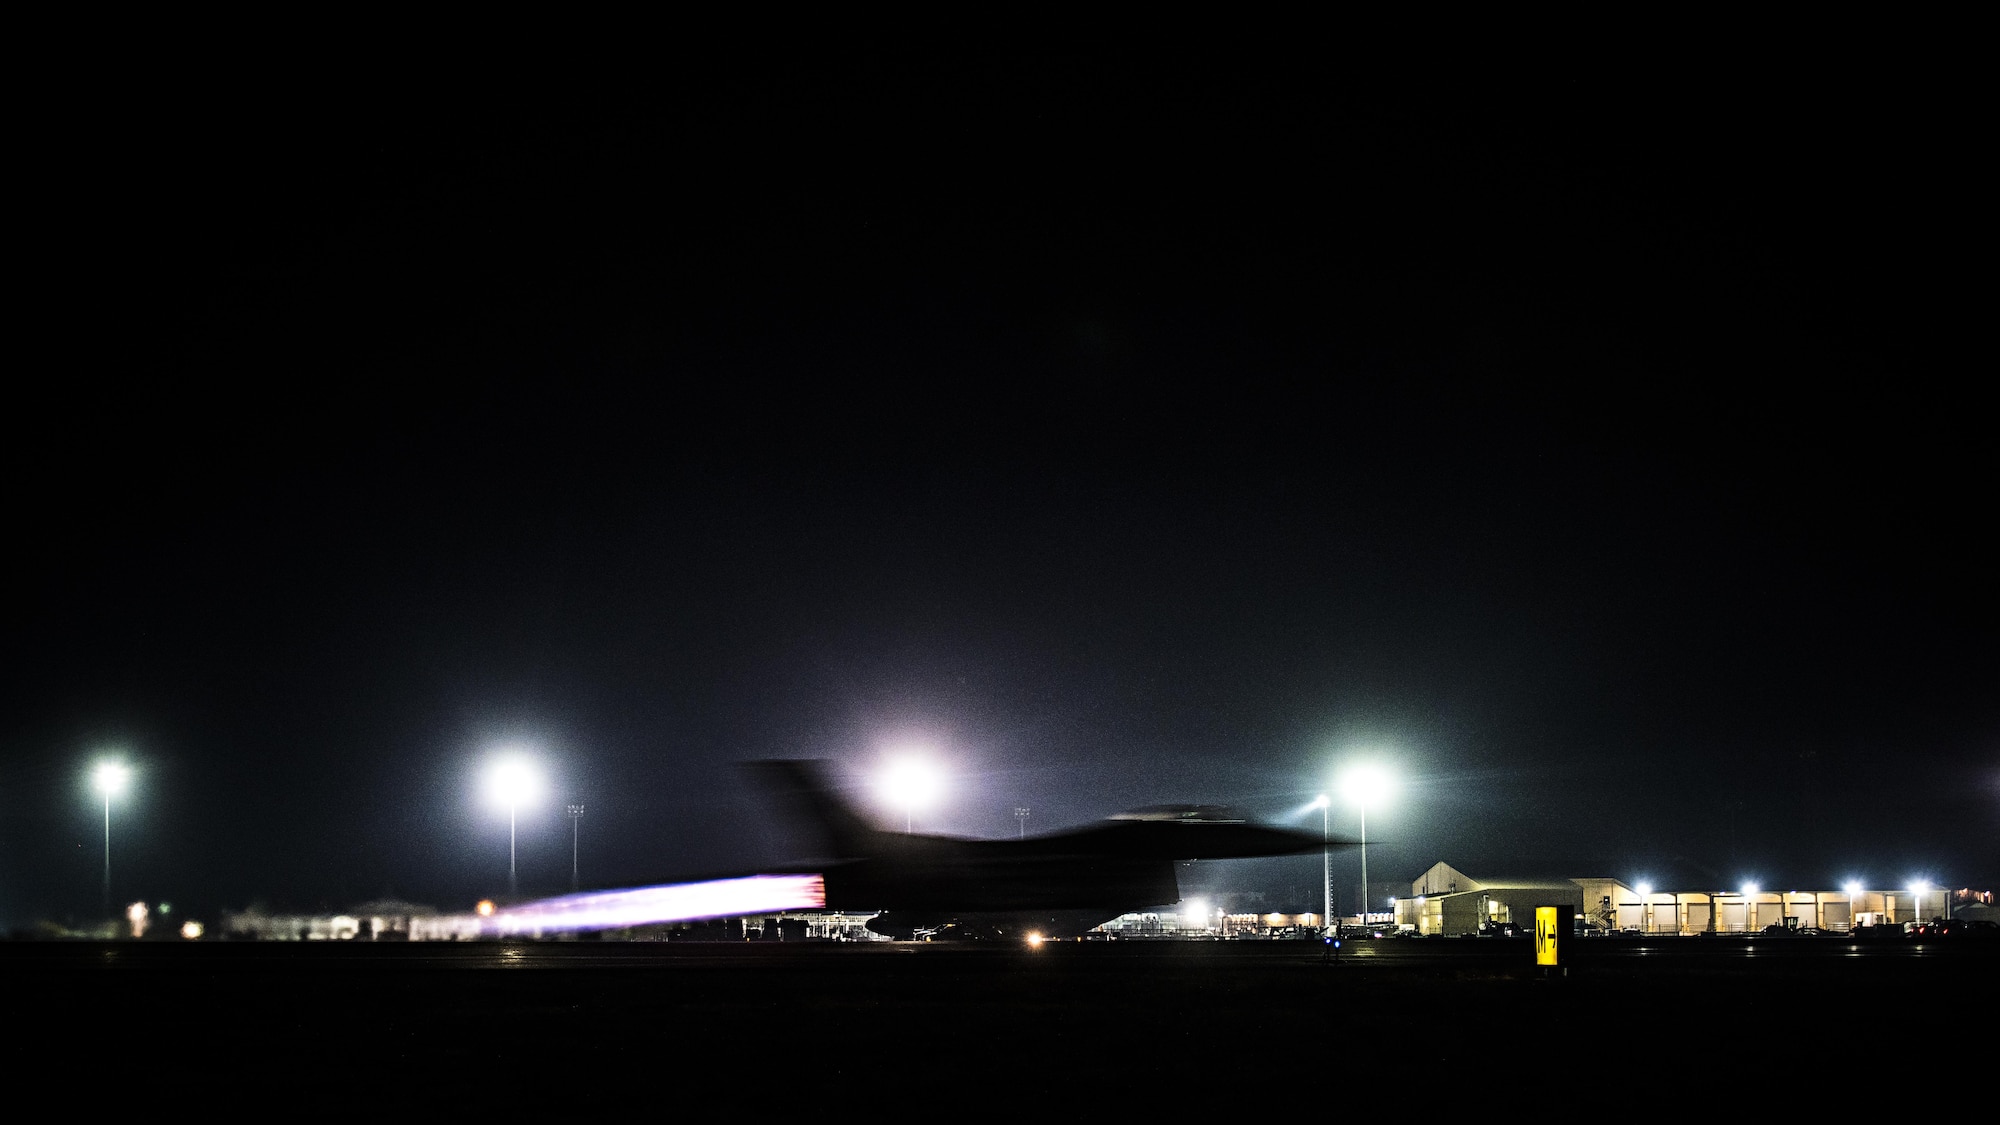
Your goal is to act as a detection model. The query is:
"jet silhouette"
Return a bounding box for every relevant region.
[749,760,1342,940]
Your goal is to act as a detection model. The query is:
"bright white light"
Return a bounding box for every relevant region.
[1183,898,1209,929]
[1742,882,1759,898]
[879,758,942,821]
[1026,931,1045,946]
[93,760,130,798]
[180,920,204,940]
[1312,794,1329,809]
[485,754,541,810]
[1635,882,1653,899]
[1337,763,1394,809]
[1843,880,1864,898]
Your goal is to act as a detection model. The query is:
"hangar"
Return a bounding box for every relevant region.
[1392,862,1958,936]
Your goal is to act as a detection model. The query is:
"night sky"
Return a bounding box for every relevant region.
[5,54,1991,928]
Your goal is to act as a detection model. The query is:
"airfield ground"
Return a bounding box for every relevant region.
[7,936,1981,1106]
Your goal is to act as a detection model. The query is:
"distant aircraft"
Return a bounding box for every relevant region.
[749,759,1342,940]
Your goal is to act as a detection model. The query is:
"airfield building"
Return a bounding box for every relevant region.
[1393,861,1958,935]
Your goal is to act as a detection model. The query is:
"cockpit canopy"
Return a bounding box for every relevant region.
[1107,803,1244,823]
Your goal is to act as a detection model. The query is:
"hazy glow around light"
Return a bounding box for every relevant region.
[93,760,131,797]
[879,757,942,813]
[485,753,541,809]
[1635,882,1653,899]
[1336,762,1394,809]
[1843,880,1864,898]
[180,920,204,940]
[1742,883,1759,897]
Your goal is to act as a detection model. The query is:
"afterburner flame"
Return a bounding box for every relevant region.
[483,874,826,935]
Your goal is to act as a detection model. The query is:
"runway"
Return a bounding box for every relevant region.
[10,937,1979,1104]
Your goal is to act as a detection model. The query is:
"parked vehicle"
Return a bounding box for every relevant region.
[1912,919,1999,939]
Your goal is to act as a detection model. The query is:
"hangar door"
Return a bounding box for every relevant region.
[1684,902,1711,934]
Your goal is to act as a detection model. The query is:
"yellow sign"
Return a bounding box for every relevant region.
[1535,906,1560,966]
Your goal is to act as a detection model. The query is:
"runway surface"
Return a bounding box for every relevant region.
[10,936,1983,1105]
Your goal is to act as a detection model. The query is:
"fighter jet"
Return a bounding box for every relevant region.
[749,759,1342,940]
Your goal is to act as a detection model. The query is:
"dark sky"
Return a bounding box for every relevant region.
[4,53,1991,927]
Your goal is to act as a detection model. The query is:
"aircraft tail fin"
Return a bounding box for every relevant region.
[743,759,886,860]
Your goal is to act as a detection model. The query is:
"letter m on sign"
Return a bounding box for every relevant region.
[1535,906,1559,966]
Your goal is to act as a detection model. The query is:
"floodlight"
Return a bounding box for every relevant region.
[880,757,942,832]
[486,755,542,809]
[92,760,130,797]
[1336,763,1394,809]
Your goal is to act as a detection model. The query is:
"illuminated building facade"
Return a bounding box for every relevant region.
[1393,862,1968,936]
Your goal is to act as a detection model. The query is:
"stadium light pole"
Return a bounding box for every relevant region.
[485,754,540,896]
[1015,807,1030,838]
[91,760,131,917]
[1312,794,1331,931]
[568,804,585,891]
[1339,764,1394,928]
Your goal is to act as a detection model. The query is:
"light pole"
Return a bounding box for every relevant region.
[568,804,585,891]
[1312,794,1331,931]
[92,761,130,917]
[1339,764,1393,929]
[485,754,540,897]
[1015,807,1030,838]
[1359,805,1370,927]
